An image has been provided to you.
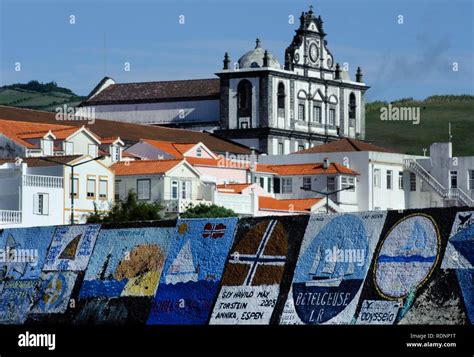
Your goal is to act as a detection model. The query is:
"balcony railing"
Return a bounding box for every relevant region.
[23,174,63,188]
[0,210,22,224]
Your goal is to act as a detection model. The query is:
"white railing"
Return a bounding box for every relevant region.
[0,210,22,224]
[22,174,63,188]
[405,158,474,206]
[163,199,212,213]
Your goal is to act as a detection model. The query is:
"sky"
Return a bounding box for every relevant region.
[0,0,473,101]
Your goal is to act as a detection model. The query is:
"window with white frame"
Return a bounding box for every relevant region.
[386,170,393,190]
[398,172,404,190]
[329,108,336,126]
[470,170,474,190]
[87,177,96,198]
[171,180,178,199]
[99,179,108,199]
[88,144,97,157]
[327,176,336,192]
[450,170,458,189]
[70,177,79,197]
[196,147,202,157]
[341,176,355,191]
[278,143,284,155]
[410,172,417,191]
[303,176,311,190]
[282,178,292,193]
[115,180,122,201]
[298,102,305,121]
[137,179,151,200]
[373,169,381,188]
[313,105,321,123]
[33,193,49,215]
[112,146,121,162]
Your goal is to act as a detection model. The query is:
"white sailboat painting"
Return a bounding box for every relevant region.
[305,243,355,288]
[166,240,199,285]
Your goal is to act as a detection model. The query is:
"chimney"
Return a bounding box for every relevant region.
[323,157,330,169]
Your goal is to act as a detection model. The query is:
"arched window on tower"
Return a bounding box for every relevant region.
[237,80,252,128]
[349,92,356,128]
[277,82,285,119]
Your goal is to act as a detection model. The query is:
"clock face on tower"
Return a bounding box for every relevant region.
[309,42,319,63]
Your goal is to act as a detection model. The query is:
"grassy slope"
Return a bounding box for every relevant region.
[365,97,474,156]
[0,88,86,112]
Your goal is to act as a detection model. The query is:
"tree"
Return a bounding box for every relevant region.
[180,203,237,218]
[87,191,163,223]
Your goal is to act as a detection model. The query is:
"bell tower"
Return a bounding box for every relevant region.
[285,6,335,78]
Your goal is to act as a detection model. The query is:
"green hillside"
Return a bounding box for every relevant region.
[0,80,86,111]
[365,95,474,157]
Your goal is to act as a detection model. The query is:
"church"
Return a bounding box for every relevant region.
[79,6,369,155]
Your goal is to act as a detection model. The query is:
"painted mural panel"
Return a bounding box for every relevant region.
[442,211,474,270]
[355,208,467,325]
[210,216,308,324]
[0,280,38,324]
[374,214,440,299]
[43,225,100,271]
[0,226,55,281]
[279,212,386,325]
[147,218,238,325]
[80,224,174,298]
[30,272,77,314]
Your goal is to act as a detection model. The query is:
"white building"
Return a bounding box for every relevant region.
[0,155,115,228]
[259,138,420,211]
[0,118,125,164]
[406,142,474,208]
[113,159,216,215]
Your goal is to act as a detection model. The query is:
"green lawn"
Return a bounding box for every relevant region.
[365,97,474,156]
[0,88,85,111]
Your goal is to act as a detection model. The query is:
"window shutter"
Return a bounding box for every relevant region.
[33,194,40,214]
[43,194,49,215]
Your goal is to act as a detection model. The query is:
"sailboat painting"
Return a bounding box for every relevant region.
[280,212,387,325]
[0,226,55,280]
[147,218,237,325]
[43,225,100,271]
[374,214,440,299]
[165,240,199,285]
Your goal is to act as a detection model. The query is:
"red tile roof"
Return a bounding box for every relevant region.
[142,139,198,158]
[83,78,220,105]
[0,119,73,148]
[217,183,252,193]
[112,159,182,176]
[185,156,273,174]
[259,197,322,212]
[294,138,396,154]
[100,136,122,145]
[266,162,359,176]
[0,106,252,155]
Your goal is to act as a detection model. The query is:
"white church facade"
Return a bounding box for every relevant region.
[78,6,369,155]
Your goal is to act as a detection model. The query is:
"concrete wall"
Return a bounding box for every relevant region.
[0,207,472,325]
